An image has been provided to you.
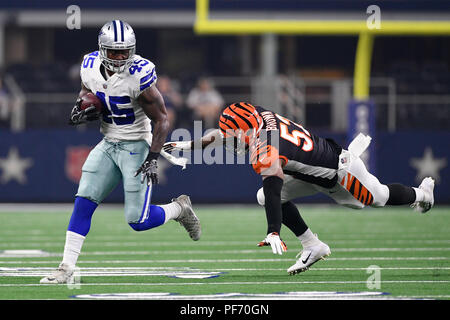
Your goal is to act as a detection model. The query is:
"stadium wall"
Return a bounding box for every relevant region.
[1,129,448,204]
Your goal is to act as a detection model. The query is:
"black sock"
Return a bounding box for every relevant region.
[386,183,416,205]
[281,201,308,237]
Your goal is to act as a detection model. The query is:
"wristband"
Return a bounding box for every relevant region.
[191,139,205,150]
[147,151,160,161]
[263,176,284,234]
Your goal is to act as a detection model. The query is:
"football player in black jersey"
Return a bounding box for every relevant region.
[163,102,435,275]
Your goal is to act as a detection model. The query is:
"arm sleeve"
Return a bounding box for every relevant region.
[262,175,284,235]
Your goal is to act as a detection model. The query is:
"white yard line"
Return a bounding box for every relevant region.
[0,203,261,213]
[0,256,449,264]
[1,266,449,272]
[1,247,450,252]
[203,267,450,271]
[1,280,450,287]
[0,203,122,212]
[2,238,450,246]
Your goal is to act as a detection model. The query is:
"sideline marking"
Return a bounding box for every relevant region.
[1,280,449,287]
[0,267,223,279]
[1,256,448,264]
[72,291,391,300]
[0,250,53,258]
[0,266,448,277]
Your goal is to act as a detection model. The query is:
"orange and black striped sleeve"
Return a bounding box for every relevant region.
[251,143,287,175]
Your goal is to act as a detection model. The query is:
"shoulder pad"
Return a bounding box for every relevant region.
[80,51,100,89]
[128,55,157,92]
[80,51,100,69]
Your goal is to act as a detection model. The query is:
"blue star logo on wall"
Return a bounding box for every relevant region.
[409,147,447,184]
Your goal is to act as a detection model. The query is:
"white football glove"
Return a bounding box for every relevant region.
[162,141,192,153]
[257,232,287,255]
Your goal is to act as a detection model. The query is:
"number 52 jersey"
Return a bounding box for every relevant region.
[251,106,343,189]
[80,51,157,144]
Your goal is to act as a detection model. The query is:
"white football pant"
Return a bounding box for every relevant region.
[257,150,390,210]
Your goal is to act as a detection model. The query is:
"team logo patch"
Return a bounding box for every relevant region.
[65,146,92,183]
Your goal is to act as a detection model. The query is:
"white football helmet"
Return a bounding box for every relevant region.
[98,20,136,73]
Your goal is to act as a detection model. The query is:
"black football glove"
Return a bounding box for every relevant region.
[69,97,100,125]
[134,151,159,186]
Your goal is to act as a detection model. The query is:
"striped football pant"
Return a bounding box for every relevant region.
[257,150,389,209]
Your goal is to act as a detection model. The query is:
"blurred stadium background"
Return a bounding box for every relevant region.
[0,0,449,205]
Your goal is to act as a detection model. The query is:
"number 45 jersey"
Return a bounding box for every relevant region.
[80,51,157,144]
[251,106,343,189]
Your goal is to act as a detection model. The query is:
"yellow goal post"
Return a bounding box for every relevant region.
[194,0,450,99]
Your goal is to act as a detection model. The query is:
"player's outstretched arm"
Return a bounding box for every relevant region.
[135,85,169,185]
[163,129,223,152]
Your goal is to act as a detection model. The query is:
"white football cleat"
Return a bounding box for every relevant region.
[172,195,201,241]
[40,263,74,284]
[411,177,435,214]
[287,240,331,275]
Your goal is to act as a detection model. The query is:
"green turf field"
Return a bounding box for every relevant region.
[0,204,449,300]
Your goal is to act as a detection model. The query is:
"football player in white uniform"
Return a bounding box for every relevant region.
[40,20,201,284]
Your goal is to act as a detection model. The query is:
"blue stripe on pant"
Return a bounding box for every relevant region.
[129,205,166,231]
[128,184,165,231]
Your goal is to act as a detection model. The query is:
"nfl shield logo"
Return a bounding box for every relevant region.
[65,146,92,183]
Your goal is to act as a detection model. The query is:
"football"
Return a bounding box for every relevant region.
[80,92,103,113]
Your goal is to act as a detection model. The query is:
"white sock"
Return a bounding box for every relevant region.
[62,231,85,267]
[297,228,319,248]
[413,187,425,202]
[160,202,182,223]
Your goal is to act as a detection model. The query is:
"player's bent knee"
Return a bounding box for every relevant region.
[256,187,265,206]
[128,223,147,232]
[127,205,166,232]
[370,201,385,208]
[257,186,291,205]
[370,184,390,208]
[343,202,365,210]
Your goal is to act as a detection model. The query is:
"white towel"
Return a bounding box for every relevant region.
[160,149,188,170]
[348,133,372,158]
